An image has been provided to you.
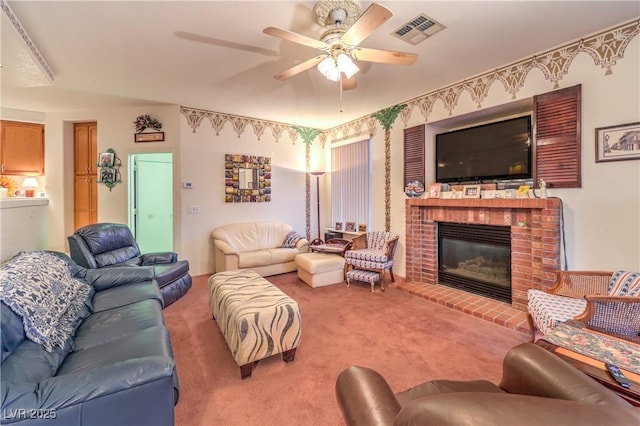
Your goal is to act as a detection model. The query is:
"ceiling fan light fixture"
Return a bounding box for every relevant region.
[336,53,359,79]
[317,57,341,81]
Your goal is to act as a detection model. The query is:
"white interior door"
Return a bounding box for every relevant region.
[132,153,173,253]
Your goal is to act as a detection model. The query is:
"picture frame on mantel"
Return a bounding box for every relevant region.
[134,132,165,143]
[427,182,442,198]
[463,184,481,198]
[595,122,640,162]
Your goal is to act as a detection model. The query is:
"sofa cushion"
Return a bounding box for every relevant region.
[527,289,587,335]
[238,250,272,268]
[1,339,72,384]
[95,247,142,267]
[1,302,25,363]
[0,251,93,351]
[73,300,165,351]
[608,271,640,296]
[77,223,138,256]
[256,222,293,249]
[57,325,174,376]
[270,248,299,264]
[213,223,261,253]
[92,281,163,312]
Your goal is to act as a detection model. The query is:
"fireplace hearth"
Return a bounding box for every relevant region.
[405,198,562,311]
[438,223,511,303]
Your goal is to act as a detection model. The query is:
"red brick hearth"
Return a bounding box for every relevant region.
[403,198,562,313]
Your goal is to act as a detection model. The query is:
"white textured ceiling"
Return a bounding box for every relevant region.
[2,1,639,129]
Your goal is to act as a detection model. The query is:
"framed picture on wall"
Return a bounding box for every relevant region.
[595,122,640,162]
[98,152,114,167]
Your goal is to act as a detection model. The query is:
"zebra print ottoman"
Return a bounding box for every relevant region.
[208,269,301,379]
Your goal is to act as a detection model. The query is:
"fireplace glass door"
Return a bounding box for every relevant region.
[438,223,511,303]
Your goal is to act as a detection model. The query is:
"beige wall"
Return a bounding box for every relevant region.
[366,35,639,275]
[178,119,320,275]
[2,22,638,276]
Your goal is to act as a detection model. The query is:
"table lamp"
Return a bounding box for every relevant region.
[22,177,39,197]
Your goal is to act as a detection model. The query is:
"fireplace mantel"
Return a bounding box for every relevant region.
[405,197,562,311]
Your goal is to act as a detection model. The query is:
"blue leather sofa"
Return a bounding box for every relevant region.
[67,223,192,307]
[1,251,179,425]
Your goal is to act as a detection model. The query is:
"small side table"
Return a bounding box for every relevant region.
[310,239,352,257]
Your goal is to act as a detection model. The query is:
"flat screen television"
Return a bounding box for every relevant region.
[435,116,532,183]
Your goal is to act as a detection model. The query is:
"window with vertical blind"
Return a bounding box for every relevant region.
[331,138,371,228]
[404,124,425,187]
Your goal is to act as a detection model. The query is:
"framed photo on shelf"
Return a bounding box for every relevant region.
[358,223,367,233]
[345,222,356,232]
[334,222,343,231]
[595,122,640,163]
[462,184,481,198]
[100,168,115,183]
[427,182,442,198]
[98,152,114,167]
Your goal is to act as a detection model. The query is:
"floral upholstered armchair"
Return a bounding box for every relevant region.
[344,231,399,292]
[527,270,640,343]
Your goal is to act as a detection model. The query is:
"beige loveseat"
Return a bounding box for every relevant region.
[212,221,309,276]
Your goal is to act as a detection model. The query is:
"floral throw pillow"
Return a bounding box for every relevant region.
[0,251,92,352]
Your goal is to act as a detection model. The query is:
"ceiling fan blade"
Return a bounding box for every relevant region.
[274,55,327,81]
[341,3,393,47]
[263,26,328,50]
[175,31,278,56]
[352,47,418,65]
[341,74,357,90]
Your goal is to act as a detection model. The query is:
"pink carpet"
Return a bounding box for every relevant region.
[163,273,528,425]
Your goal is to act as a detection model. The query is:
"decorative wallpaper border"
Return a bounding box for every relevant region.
[180,18,638,142]
[1,0,54,82]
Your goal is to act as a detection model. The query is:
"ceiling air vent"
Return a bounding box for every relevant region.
[392,14,445,45]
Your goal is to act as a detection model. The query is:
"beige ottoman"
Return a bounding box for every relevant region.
[208,269,301,379]
[295,252,346,288]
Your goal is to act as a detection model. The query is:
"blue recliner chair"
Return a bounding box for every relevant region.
[68,223,192,307]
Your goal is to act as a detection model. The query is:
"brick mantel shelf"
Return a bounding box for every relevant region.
[405,197,562,311]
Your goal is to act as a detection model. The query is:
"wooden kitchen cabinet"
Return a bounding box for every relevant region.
[74,122,98,175]
[74,122,98,230]
[74,175,98,229]
[0,120,45,175]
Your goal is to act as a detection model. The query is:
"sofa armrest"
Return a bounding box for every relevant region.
[84,266,156,291]
[1,357,176,419]
[213,240,238,256]
[574,295,640,343]
[336,366,402,426]
[499,343,632,408]
[295,238,309,252]
[140,252,178,265]
[395,393,639,426]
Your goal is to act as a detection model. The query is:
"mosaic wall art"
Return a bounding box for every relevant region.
[224,154,271,203]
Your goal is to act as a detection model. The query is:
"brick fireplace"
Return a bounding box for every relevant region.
[404,198,561,311]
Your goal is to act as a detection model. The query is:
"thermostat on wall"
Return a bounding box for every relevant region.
[183,182,193,189]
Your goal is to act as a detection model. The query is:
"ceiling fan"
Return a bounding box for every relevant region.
[263,1,418,90]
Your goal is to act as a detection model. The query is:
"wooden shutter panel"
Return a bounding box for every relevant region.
[404,124,425,187]
[534,84,581,188]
